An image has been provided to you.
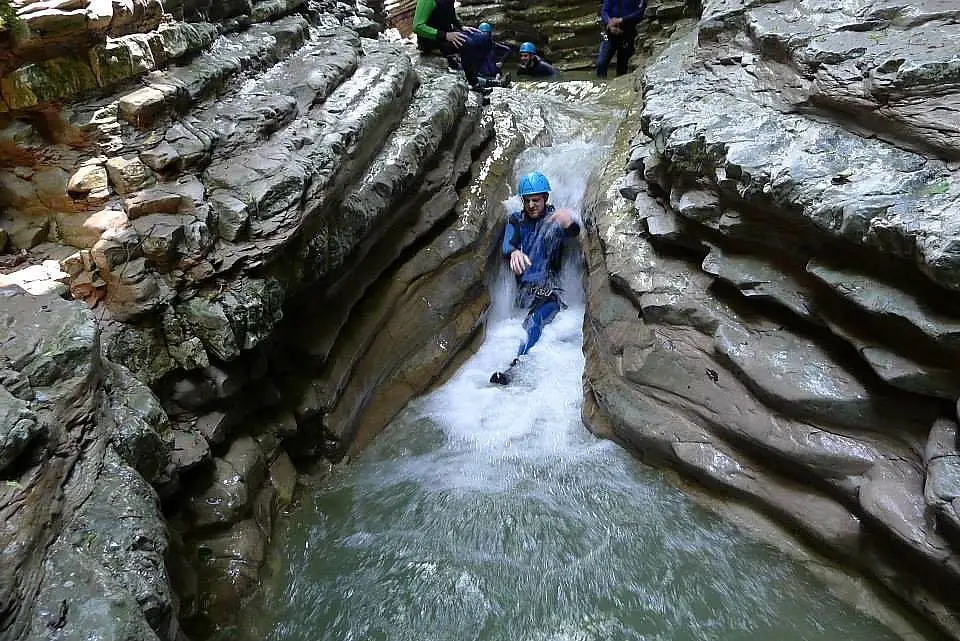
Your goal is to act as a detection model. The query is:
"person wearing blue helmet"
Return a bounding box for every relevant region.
[477,23,512,79]
[596,0,647,78]
[460,22,513,90]
[490,170,580,385]
[517,42,559,78]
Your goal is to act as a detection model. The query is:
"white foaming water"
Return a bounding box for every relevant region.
[419,140,597,492]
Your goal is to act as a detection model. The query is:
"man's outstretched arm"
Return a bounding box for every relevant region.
[552,208,581,236]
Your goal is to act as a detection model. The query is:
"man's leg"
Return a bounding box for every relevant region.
[460,48,481,86]
[518,298,560,356]
[595,35,615,78]
[615,34,635,76]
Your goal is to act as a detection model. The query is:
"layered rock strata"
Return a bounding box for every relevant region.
[583,0,960,637]
[0,0,535,638]
[4,0,960,639]
[0,288,176,641]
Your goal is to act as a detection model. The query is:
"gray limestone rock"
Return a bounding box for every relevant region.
[742,0,960,158]
[0,290,97,389]
[99,320,177,385]
[170,427,211,473]
[105,363,171,482]
[713,322,934,435]
[209,191,250,241]
[819,314,960,401]
[186,457,250,528]
[49,449,173,635]
[193,410,237,446]
[268,450,297,504]
[807,258,960,354]
[0,384,43,473]
[174,296,240,362]
[123,187,185,219]
[106,155,157,195]
[100,257,167,321]
[189,518,265,628]
[701,246,819,322]
[643,27,960,292]
[223,436,266,492]
[139,142,182,173]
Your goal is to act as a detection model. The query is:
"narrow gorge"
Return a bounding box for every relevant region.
[1,0,959,639]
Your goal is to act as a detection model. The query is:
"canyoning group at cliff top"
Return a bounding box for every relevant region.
[412,0,648,92]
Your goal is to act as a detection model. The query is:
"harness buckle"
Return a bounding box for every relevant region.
[532,284,554,299]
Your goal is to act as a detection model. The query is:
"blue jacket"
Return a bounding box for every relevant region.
[462,32,513,77]
[483,42,512,77]
[501,205,580,286]
[601,0,646,28]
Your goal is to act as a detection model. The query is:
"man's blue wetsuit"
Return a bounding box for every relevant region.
[461,31,512,85]
[596,0,647,77]
[501,204,581,356]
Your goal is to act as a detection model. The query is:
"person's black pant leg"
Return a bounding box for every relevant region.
[460,38,486,85]
[615,30,636,76]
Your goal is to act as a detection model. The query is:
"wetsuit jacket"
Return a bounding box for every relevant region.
[462,32,512,78]
[600,0,647,31]
[517,55,558,78]
[501,205,581,288]
[481,41,512,77]
[413,0,462,43]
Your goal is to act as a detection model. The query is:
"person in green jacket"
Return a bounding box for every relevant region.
[413,0,476,56]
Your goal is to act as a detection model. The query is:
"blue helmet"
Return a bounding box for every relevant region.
[519,42,537,55]
[478,22,493,33]
[518,171,551,197]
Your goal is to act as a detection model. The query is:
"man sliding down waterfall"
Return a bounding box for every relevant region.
[490,171,581,385]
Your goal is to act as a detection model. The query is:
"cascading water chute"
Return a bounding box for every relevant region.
[241,86,915,641]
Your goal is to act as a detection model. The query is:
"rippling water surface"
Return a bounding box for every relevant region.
[245,86,912,641]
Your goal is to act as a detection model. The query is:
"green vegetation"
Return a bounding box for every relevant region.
[0,0,17,30]
[916,180,950,197]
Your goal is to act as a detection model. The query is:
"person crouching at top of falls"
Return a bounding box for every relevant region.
[596,0,647,78]
[517,42,559,79]
[412,0,509,93]
[461,22,513,90]
[413,0,477,67]
[498,171,580,366]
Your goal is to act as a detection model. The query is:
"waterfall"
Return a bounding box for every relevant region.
[240,92,912,641]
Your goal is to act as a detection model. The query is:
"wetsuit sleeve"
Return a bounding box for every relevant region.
[413,0,440,40]
[494,42,512,61]
[621,0,647,25]
[565,221,581,237]
[502,217,521,256]
[538,60,558,77]
[600,0,614,25]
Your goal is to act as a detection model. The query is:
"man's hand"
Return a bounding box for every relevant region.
[551,208,577,228]
[510,249,532,275]
[446,30,467,46]
[462,25,480,33]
